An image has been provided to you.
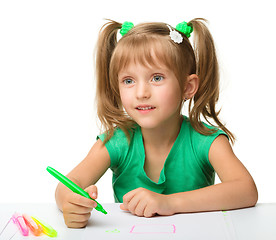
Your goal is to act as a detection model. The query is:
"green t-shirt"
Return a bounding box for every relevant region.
[97,116,228,203]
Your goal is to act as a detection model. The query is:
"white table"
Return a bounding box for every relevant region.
[0,203,275,239]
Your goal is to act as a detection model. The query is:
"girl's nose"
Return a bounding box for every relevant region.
[136,82,151,99]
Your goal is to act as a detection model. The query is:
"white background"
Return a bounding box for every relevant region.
[0,0,275,204]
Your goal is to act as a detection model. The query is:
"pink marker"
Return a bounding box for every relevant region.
[11,212,29,236]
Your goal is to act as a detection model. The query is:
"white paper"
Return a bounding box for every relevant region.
[83,203,235,240]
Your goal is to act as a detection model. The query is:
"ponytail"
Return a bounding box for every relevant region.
[95,20,134,143]
[188,18,235,144]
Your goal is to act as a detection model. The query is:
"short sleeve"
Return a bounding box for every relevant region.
[191,123,229,171]
[96,128,130,170]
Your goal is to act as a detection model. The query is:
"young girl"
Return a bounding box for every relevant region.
[55,18,258,228]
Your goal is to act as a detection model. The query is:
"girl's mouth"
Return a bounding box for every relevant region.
[136,106,155,110]
[135,105,156,113]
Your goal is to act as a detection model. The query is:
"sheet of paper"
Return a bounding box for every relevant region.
[83,203,235,240]
[0,210,17,240]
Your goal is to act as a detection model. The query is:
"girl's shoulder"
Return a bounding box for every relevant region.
[97,126,139,168]
[97,127,131,149]
[181,116,228,166]
[182,115,228,140]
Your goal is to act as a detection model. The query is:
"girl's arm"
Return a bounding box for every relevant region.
[170,135,258,213]
[55,139,110,227]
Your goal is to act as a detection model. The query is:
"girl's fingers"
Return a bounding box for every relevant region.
[120,204,127,211]
[144,204,156,218]
[65,221,88,229]
[122,188,139,210]
[63,212,91,228]
[134,199,147,217]
[64,212,91,222]
[127,196,140,214]
[85,185,98,199]
[67,192,97,209]
[63,202,93,214]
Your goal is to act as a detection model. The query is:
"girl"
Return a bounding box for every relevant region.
[55,18,258,228]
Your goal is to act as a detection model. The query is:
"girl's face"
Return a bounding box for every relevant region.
[118,60,183,130]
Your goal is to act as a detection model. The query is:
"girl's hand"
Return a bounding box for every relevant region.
[120,188,174,217]
[62,185,98,228]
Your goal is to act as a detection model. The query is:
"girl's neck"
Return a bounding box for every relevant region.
[141,115,183,149]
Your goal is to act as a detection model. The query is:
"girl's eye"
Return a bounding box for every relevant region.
[123,79,134,85]
[152,75,164,82]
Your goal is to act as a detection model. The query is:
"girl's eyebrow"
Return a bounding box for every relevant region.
[118,72,132,79]
[119,67,167,76]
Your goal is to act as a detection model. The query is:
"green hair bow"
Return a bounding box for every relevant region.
[175,21,193,38]
[120,21,134,36]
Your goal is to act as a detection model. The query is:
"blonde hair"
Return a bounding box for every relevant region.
[95,19,235,144]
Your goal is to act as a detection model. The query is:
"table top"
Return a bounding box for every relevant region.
[0,203,275,240]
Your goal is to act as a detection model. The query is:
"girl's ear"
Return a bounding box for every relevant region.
[183,74,199,100]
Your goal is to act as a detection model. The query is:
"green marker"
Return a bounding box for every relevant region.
[47,166,107,215]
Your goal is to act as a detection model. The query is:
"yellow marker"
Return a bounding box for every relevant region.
[31,216,57,237]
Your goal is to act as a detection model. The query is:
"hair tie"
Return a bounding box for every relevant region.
[120,21,134,36]
[175,21,193,38]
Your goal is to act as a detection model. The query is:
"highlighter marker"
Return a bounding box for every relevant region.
[31,216,57,238]
[11,212,29,236]
[23,214,43,236]
[46,166,107,215]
